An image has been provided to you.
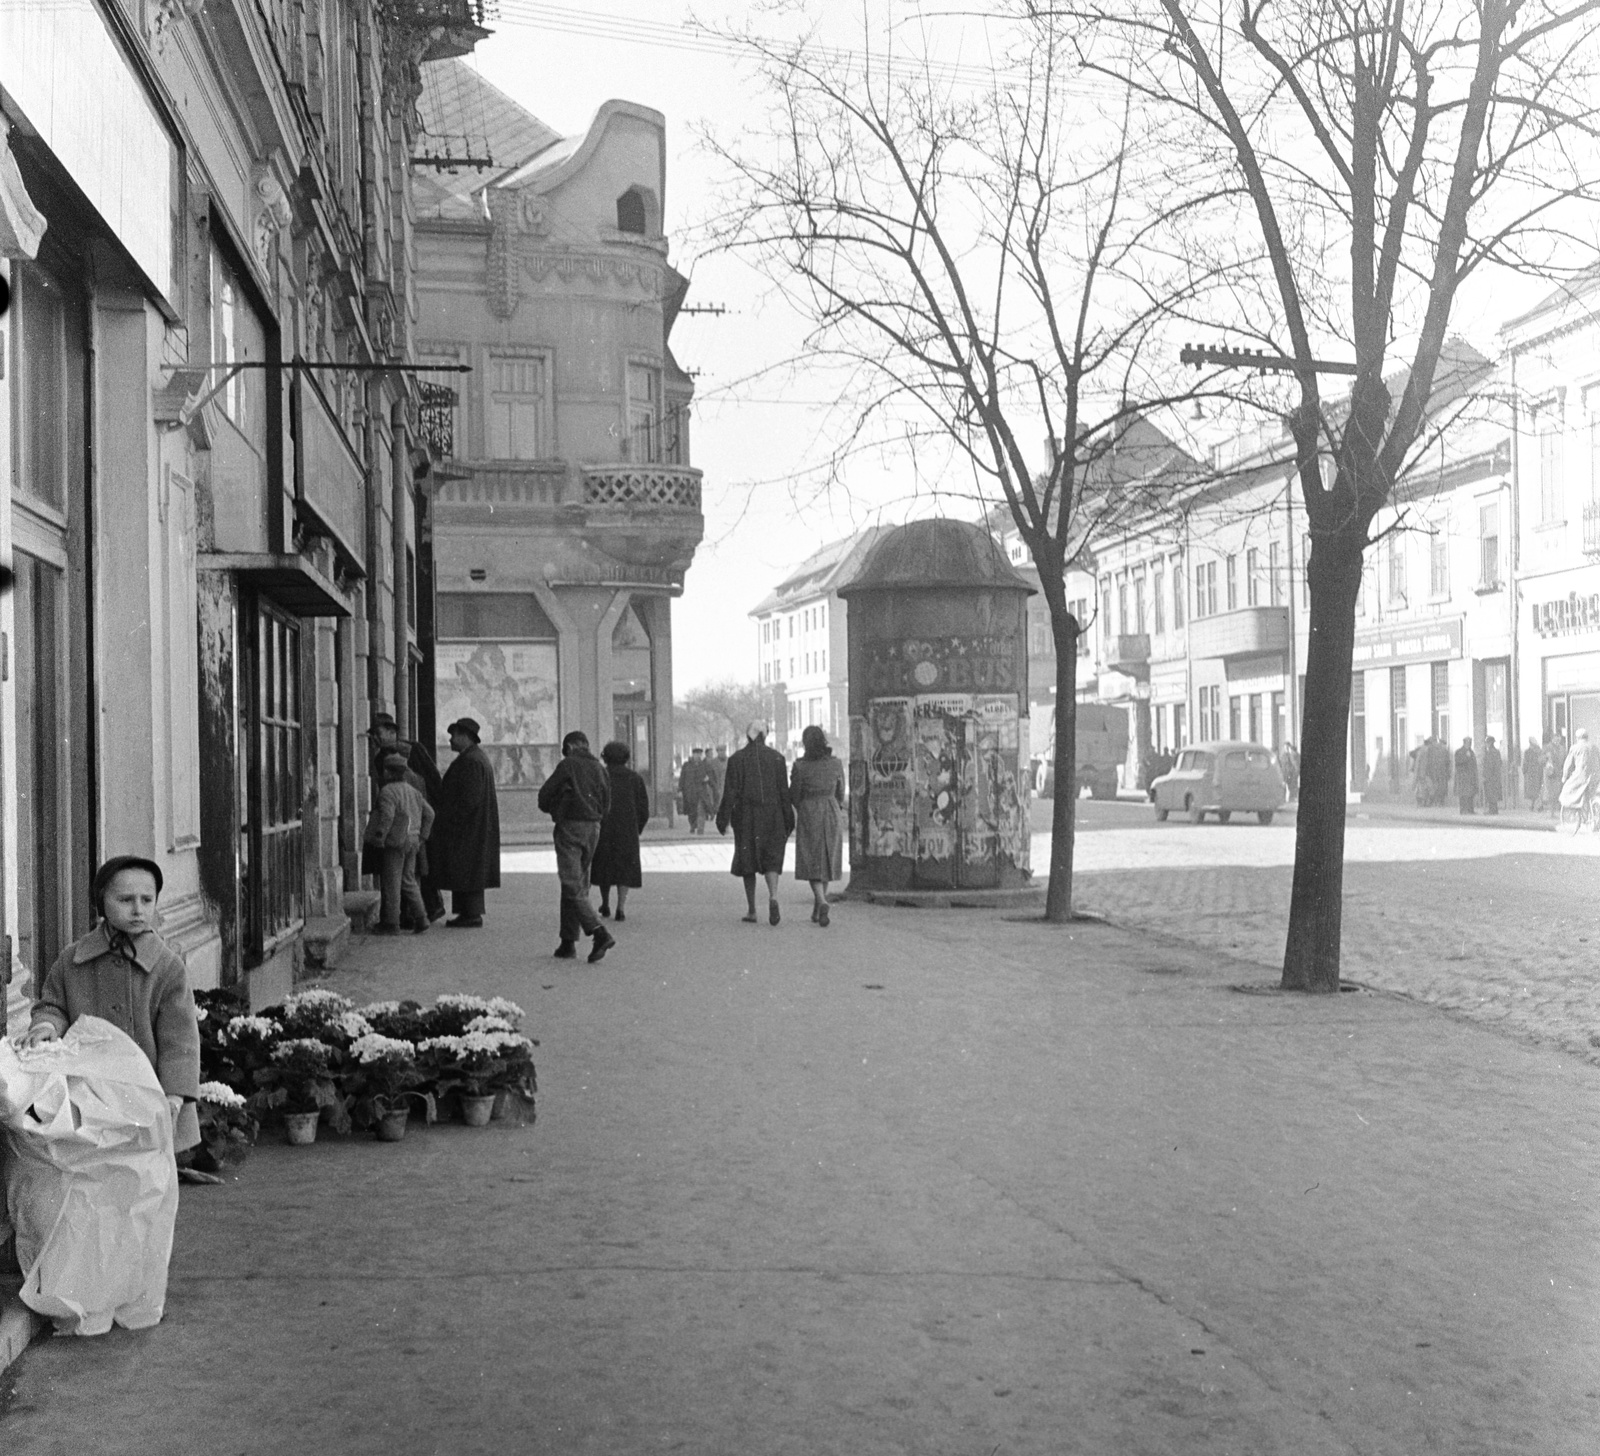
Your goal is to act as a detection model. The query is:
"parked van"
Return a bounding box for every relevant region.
[1150,741,1287,824]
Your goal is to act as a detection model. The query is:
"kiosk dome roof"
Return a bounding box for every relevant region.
[837,519,1033,597]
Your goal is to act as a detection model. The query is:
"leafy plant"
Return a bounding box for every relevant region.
[345,1033,431,1130]
[253,1038,351,1135]
[194,1081,259,1171]
[358,1000,430,1043]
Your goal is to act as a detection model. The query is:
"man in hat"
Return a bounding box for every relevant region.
[431,718,501,927]
[715,720,795,925]
[537,729,616,962]
[366,712,446,923]
[678,747,710,834]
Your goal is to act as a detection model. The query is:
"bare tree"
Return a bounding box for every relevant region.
[1056,0,1600,985]
[705,11,1233,920]
[679,680,771,749]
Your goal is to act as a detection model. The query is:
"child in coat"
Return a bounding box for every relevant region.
[364,752,436,933]
[25,855,202,1152]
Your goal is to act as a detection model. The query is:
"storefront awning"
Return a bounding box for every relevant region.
[199,552,352,618]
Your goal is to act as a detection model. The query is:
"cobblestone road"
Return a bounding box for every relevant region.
[505,814,1600,1063]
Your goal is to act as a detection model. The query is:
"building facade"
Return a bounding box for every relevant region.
[1503,274,1600,765]
[413,63,702,834]
[749,527,887,754]
[1,0,482,1025]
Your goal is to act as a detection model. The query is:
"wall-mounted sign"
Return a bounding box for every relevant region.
[1530,591,1600,640]
[861,635,1020,694]
[0,0,177,303]
[1352,617,1462,668]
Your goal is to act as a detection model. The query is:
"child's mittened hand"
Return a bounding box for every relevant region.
[168,1095,184,1126]
[24,1024,58,1047]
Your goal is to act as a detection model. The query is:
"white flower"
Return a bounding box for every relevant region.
[333,1012,373,1039]
[271,1038,330,1062]
[417,1035,464,1055]
[285,989,355,1014]
[197,1081,246,1108]
[227,1015,282,1040]
[195,1007,208,1024]
[483,997,525,1025]
[358,1001,402,1019]
[350,1032,416,1064]
[464,1015,514,1035]
[435,993,490,1012]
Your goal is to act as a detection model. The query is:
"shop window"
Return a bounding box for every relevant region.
[435,593,560,788]
[487,353,549,460]
[245,601,304,956]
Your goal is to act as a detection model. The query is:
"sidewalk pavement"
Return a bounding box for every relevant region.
[1346,797,1558,833]
[3,871,1598,1454]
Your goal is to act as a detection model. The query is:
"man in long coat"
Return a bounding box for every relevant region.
[1454,737,1479,815]
[716,720,794,925]
[431,717,501,927]
[678,748,711,834]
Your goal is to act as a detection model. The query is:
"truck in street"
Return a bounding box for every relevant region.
[1034,702,1129,799]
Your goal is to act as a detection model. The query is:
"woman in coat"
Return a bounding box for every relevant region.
[790,724,845,927]
[593,740,651,920]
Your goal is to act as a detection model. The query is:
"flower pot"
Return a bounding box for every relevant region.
[376,1108,410,1142]
[461,1094,495,1127]
[284,1111,319,1146]
[490,1089,509,1121]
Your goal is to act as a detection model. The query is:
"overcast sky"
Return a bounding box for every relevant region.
[459,2,1562,697]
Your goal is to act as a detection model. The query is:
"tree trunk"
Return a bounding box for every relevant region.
[1281,526,1365,991]
[1044,608,1080,923]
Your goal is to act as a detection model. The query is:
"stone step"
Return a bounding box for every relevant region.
[343,890,382,936]
[302,915,351,970]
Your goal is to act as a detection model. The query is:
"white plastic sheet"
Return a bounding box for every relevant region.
[0,1015,177,1335]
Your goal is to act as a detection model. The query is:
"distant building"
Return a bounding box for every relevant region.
[751,528,890,753]
[413,63,704,831]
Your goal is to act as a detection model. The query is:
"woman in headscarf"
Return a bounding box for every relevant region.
[790,724,846,927]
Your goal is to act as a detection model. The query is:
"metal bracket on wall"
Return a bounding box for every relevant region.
[160,359,473,431]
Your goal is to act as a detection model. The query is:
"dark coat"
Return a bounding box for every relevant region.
[592,765,651,888]
[537,746,610,823]
[1481,743,1504,801]
[363,741,444,878]
[432,743,501,890]
[1454,746,1479,798]
[716,737,794,876]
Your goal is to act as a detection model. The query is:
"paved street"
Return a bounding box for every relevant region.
[515,804,1600,1062]
[4,865,1600,1456]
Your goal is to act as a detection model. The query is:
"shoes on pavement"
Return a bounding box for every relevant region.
[553,940,577,959]
[412,922,429,935]
[372,924,400,936]
[818,903,830,928]
[599,904,611,918]
[427,907,447,923]
[446,916,484,928]
[588,930,616,964]
[615,908,626,922]
[810,904,819,923]
[741,911,758,923]
[769,901,780,926]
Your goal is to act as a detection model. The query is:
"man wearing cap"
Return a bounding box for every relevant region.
[537,730,616,962]
[366,713,446,923]
[431,718,501,927]
[715,720,795,925]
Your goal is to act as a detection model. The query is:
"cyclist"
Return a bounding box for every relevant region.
[1558,728,1600,830]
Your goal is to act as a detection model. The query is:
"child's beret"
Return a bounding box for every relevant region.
[91,855,164,910]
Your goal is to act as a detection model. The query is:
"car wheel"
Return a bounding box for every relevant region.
[1154,807,1169,821]
[1217,810,1232,824]
[1186,797,1203,824]
[1257,810,1274,826]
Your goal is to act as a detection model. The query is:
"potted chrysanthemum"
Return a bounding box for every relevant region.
[416,1031,507,1126]
[254,1038,349,1143]
[347,1033,428,1140]
[194,1081,260,1169]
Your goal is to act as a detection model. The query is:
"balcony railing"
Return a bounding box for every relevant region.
[433,461,569,506]
[1584,501,1600,559]
[1107,633,1150,673]
[582,464,703,510]
[1187,605,1290,661]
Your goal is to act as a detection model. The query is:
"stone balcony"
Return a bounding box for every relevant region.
[581,463,703,511]
[1107,632,1150,675]
[1188,605,1290,661]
